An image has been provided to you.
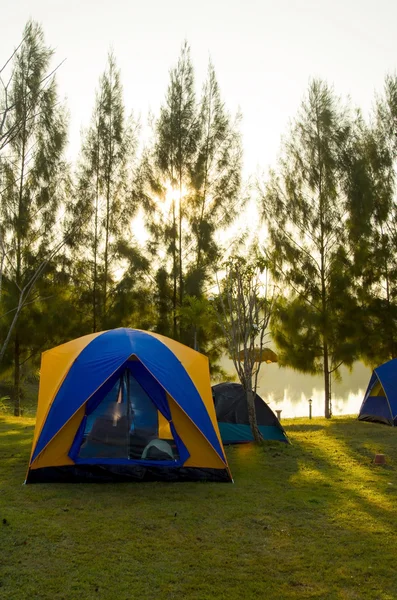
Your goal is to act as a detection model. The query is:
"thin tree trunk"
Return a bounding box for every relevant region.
[172,198,177,339]
[246,387,262,444]
[245,369,262,443]
[177,59,185,339]
[196,87,211,270]
[321,253,331,418]
[92,91,103,332]
[104,182,110,325]
[93,155,100,333]
[0,235,5,301]
[168,88,177,340]
[316,102,331,419]
[93,207,98,331]
[321,260,331,418]
[385,261,395,359]
[13,333,21,416]
[104,110,113,327]
[14,98,26,416]
[178,175,183,333]
[323,340,331,419]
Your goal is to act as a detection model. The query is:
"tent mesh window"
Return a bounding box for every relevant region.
[78,370,179,462]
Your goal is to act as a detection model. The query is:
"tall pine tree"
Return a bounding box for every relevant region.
[150,46,242,348]
[345,76,397,365]
[153,41,200,338]
[188,61,242,296]
[0,20,68,414]
[261,80,360,418]
[70,52,144,332]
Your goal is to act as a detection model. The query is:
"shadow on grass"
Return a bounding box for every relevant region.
[1,415,397,599]
[288,419,397,530]
[323,418,395,464]
[283,424,326,433]
[222,422,397,597]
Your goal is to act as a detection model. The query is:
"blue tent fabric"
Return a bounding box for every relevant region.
[33,329,225,463]
[358,359,397,426]
[374,360,397,419]
[359,396,393,424]
[218,423,288,444]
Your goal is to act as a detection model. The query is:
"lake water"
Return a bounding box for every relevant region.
[218,358,372,419]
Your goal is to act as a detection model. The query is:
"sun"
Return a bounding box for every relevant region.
[163,181,188,215]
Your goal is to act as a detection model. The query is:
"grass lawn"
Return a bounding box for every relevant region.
[0,415,396,599]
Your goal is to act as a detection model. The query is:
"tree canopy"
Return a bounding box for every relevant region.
[1,21,397,419]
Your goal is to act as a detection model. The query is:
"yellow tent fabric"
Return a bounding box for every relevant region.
[29,332,104,465]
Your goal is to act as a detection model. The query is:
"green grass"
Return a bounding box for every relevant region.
[1,415,397,599]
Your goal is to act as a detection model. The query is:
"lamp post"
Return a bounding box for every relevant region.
[308,398,312,419]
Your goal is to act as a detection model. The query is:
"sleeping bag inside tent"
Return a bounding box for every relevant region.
[358,358,397,426]
[27,328,232,483]
[212,382,289,444]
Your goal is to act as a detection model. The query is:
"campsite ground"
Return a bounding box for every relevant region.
[0,415,396,600]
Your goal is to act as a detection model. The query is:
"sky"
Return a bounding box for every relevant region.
[2,0,397,179]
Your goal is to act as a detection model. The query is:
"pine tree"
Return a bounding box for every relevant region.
[261,80,359,418]
[188,62,242,294]
[153,41,200,338]
[70,52,139,332]
[150,47,242,347]
[0,21,68,415]
[345,76,397,365]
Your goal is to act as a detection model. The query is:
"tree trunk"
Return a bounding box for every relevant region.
[92,93,103,333]
[104,183,110,326]
[13,95,26,416]
[196,89,211,270]
[93,171,99,333]
[0,236,5,301]
[323,340,331,419]
[177,60,183,337]
[246,385,262,444]
[104,135,112,328]
[13,334,21,416]
[172,198,177,339]
[178,175,183,340]
[385,265,395,359]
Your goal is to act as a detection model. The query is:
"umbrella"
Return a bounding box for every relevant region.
[237,347,278,364]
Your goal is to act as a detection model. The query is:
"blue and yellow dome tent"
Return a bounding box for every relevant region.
[27,328,232,483]
[358,358,397,426]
